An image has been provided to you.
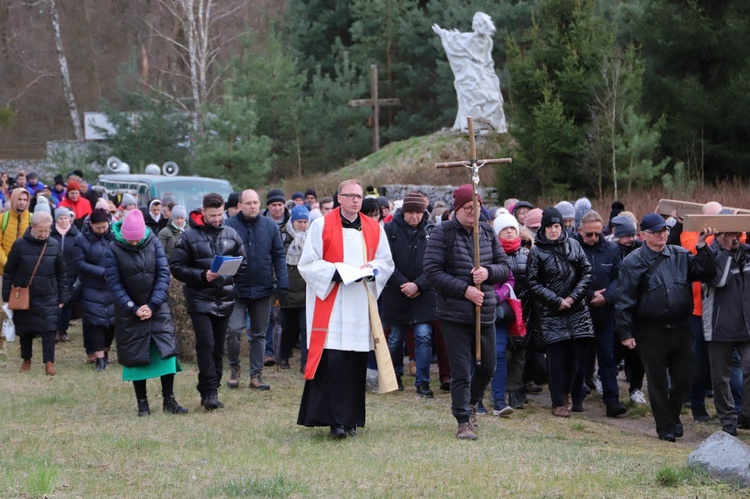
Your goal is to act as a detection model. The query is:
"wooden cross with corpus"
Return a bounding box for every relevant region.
[436,116,512,365]
[348,64,400,152]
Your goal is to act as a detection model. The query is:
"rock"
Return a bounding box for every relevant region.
[687,430,750,487]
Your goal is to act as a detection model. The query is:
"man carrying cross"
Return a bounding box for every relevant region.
[424,184,510,440]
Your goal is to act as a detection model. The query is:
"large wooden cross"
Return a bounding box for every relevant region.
[348,65,400,152]
[436,116,512,365]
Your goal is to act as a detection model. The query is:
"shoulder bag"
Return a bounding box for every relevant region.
[8,242,47,311]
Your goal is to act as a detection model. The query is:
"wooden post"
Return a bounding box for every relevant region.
[436,116,512,365]
[348,64,400,153]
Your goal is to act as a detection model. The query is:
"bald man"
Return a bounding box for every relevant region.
[225,190,289,391]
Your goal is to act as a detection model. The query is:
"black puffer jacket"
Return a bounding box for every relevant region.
[423,218,510,325]
[505,244,530,302]
[616,242,715,340]
[527,230,594,346]
[50,223,80,290]
[75,220,114,326]
[380,210,437,325]
[104,226,175,368]
[2,231,68,334]
[170,210,245,317]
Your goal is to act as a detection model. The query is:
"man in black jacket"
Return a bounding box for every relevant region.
[423,184,510,440]
[616,213,715,442]
[577,210,627,417]
[170,193,245,410]
[382,191,437,398]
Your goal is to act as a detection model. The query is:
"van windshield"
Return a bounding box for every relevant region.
[154,179,233,211]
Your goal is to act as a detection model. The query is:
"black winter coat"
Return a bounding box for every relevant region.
[527,230,594,346]
[225,211,288,299]
[576,235,620,322]
[2,231,68,334]
[423,218,510,325]
[616,243,716,340]
[380,210,437,325]
[50,223,80,290]
[281,222,307,309]
[75,221,114,326]
[170,211,246,317]
[104,230,175,367]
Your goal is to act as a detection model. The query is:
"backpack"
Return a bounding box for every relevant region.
[1,210,32,233]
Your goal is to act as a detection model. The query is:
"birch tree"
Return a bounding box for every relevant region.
[48,0,83,141]
[150,0,246,133]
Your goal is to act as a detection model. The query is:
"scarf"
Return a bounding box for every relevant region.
[171,220,185,232]
[285,223,307,266]
[55,222,71,237]
[500,236,521,255]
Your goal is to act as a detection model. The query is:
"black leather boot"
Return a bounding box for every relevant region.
[163,395,189,414]
[137,398,150,417]
[95,357,106,371]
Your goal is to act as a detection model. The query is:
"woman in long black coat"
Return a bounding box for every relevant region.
[527,207,594,418]
[104,209,187,417]
[75,208,115,371]
[2,212,68,375]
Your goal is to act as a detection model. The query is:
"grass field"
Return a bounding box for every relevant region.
[0,327,743,498]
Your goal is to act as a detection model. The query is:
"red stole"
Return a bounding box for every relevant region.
[304,208,381,380]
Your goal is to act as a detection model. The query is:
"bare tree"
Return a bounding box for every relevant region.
[149,0,247,133]
[48,0,83,141]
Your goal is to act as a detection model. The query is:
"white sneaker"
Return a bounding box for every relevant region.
[630,389,647,405]
[594,376,603,396]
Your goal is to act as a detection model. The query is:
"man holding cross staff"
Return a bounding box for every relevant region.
[424,117,511,440]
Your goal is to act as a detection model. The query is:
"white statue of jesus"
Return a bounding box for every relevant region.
[433,12,508,133]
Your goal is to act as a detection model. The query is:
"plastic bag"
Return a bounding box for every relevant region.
[2,303,15,342]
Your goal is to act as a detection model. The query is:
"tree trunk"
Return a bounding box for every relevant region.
[49,0,83,141]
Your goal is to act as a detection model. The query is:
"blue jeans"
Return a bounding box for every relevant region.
[491,323,508,407]
[388,323,432,386]
[594,318,620,404]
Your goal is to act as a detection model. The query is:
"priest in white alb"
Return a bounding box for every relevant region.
[297,179,395,439]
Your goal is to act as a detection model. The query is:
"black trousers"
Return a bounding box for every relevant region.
[635,323,692,435]
[20,331,56,363]
[190,313,229,397]
[84,324,115,353]
[440,320,496,424]
[546,338,589,408]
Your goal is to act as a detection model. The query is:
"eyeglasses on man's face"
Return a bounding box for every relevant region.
[339,193,363,200]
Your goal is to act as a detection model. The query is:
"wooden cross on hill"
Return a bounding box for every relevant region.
[348,65,400,152]
[436,116,512,365]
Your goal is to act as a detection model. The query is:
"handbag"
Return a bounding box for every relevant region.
[505,283,527,338]
[8,242,47,311]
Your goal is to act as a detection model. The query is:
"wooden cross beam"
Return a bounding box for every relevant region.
[658,198,750,217]
[348,65,400,152]
[435,116,512,365]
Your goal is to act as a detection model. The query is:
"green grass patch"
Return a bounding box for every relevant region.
[23,461,58,497]
[207,474,310,497]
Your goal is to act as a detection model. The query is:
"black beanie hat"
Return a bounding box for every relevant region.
[266,188,286,206]
[90,208,110,224]
[540,207,564,231]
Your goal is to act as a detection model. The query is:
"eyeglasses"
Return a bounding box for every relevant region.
[582,232,602,238]
[461,205,475,213]
[339,193,363,200]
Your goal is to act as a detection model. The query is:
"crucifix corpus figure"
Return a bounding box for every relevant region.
[423,116,513,440]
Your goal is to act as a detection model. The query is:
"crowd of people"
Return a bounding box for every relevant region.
[1,171,748,443]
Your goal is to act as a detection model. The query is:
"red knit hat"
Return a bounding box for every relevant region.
[452,184,481,211]
[66,180,81,192]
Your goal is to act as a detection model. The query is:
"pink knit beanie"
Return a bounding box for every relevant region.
[121,208,146,240]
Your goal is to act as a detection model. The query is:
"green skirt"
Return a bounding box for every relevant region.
[122,342,182,381]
